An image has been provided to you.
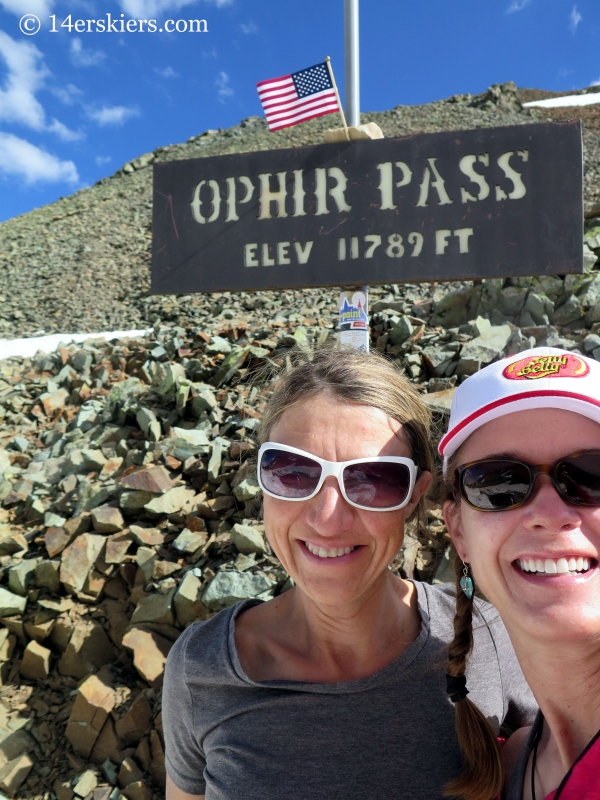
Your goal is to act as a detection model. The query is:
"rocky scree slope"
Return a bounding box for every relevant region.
[1,80,600,339]
[3,250,600,796]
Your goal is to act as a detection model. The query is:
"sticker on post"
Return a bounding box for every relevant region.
[338,288,369,352]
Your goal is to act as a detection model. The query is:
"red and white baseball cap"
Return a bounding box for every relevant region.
[439,347,600,463]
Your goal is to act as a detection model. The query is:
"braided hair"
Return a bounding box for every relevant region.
[443,458,504,800]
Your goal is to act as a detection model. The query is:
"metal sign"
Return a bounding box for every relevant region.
[151,120,583,295]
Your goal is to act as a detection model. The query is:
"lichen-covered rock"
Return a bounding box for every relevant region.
[202,570,275,610]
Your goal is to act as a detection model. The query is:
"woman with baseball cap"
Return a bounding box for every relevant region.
[441,347,600,800]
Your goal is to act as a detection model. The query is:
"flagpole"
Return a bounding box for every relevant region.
[325,56,350,142]
[344,0,360,127]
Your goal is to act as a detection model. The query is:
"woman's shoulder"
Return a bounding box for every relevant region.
[166,601,255,683]
[416,579,494,618]
[416,580,516,658]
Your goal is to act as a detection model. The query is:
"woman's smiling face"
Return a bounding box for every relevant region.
[262,392,430,609]
[445,408,600,644]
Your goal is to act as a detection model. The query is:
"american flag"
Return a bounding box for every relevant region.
[257,62,340,132]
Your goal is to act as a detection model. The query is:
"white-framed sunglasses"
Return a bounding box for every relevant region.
[257,442,417,512]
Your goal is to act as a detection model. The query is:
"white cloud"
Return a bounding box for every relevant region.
[591,77,600,87]
[95,155,112,166]
[240,21,258,34]
[52,83,84,106]
[0,32,81,140]
[87,105,140,126]
[154,66,178,78]
[70,38,106,67]
[47,118,83,142]
[506,0,531,12]
[0,0,54,17]
[215,71,233,100]
[0,132,78,184]
[202,47,217,58]
[569,5,582,34]
[117,0,231,16]
[0,30,47,130]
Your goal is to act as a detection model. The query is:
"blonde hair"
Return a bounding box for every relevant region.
[256,346,434,531]
[442,453,504,800]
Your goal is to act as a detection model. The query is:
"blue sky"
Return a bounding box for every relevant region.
[0,0,598,223]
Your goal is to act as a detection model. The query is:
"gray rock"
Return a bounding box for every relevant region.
[174,572,210,626]
[577,275,600,308]
[432,547,455,585]
[551,295,583,327]
[9,436,28,453]
[388,316,413,346]
[497,286,528,317]
[586,300,600,326]
[144,485,197,516]
[44,511,66,528]
[403,352,422,379]
[169,428,210,461]
[584,243,598,271]
[517,311,539,329]
[0,586,27,616]
[523,292,553,325]
[156,363,186,396]
[534,275,565,301]
[131,589,175,625]
[136,408,161,442]
[371,300,405,314]
[8,558,41,597]
[455,319,511,375]
[0,526,27,556]
[230,524,267,555]
[538,332,579,350]
[120,490,158,511]
[506,329,536,356]
[189,385,217,418]
[91,504,124,533]
[135,546,157,583]
[60,534,105,593]
[583,334,600,353]
[430,285,481,328]
[35,560,61,593]
[71,350,93,373]
[81,449,108,471]
[208,438,225,481]
[172,528,206,554]
[202,570,275,610]
[422,347,457,378]
[233,476,261,502]
[205,336,232,355]
[422,389,456,415]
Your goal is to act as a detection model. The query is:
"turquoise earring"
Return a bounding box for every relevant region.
[460,562,474,599]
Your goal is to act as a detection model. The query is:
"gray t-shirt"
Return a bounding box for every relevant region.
[163,581,537,800]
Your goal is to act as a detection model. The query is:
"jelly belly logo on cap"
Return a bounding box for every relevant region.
[503,354,590,381]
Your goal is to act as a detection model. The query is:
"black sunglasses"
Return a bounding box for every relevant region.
[455,452,600,511]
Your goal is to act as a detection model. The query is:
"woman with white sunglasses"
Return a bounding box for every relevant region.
[163,348,536,800]
[441,347,600,800]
